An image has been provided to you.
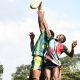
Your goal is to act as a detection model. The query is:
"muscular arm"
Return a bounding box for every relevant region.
[29,32,35,51]
[38,2,51,38]
[43,18,51,38]
[63,40,77,57]
[38,2,45,32]
[38,11,45,32]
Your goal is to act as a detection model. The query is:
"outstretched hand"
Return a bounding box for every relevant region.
[72,40,77,48]
[38,1,45,22]
[29,32,35,40]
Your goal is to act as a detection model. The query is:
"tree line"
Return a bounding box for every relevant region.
[0,54,80,80]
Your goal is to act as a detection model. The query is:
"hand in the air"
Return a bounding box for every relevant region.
[72,40,77,48]
[29,32,35,40]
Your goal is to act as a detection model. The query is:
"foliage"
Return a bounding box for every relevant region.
[0,64,4,80]
[62,67,80,80]
[11,54,80,80]
[61,53,80,80]
[11,64,31,80]
[0,65,3,74]
[61,54,80,71]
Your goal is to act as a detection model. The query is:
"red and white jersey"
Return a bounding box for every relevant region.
[45,39,64,66]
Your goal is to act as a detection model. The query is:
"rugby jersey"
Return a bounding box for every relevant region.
[32,32,49,57]
[45,39,64,66]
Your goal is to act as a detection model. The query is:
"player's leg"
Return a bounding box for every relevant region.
[31,56,43,80]
[45,67,51,80]
[40,63,45,80]
[32,70,41,80]
[52,67,60,80]
[58,66,62,80]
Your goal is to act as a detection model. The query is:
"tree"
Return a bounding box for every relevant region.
[11,54,80,80]
[0,64,4,80]
[11,64,31,80]
[61,54,80,72]
[61,54,80,80]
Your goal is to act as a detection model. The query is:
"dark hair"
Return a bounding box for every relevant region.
[62,35,66,43]
[50,30,54,38]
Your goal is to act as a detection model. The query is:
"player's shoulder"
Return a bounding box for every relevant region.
[63,44,68,52]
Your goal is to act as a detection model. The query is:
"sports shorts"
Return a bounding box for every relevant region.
[31,56,43,70]
[44,60,58,69]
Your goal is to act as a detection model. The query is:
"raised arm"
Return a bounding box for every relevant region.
[38,2,51,38]
[43,17,51,38]
[29,32,35,51]
[64,40,77,57]
[38,2,45,32]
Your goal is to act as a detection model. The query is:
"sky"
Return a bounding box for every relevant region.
[0,0,80,80]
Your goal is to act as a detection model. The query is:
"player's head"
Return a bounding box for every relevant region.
[50,30,55,38]
[56,34,66,43]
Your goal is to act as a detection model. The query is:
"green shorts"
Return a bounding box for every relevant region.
[31,56,43,70]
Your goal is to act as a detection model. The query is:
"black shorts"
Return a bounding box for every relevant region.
[44,60,58,69]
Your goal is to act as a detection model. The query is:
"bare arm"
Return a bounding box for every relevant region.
[38,11,45,32]
[38,2,51,38]
[43,18,51,38]
[38,2,45,32]
[29,32,35,51]
[64,40,77,57]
